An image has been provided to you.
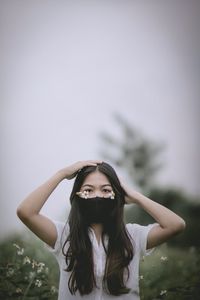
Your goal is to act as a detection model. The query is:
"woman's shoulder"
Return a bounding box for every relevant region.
[53,220,68,233]
[45,220,69,255]
[53,220,69,242]
[125,222,158,256]
[125,222,144,235]
[125,222,158,235]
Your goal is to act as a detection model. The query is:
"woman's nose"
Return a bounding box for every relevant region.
[94,192,102,197]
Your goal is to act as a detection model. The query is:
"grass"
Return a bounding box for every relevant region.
[140,244,200,300]
[0,233,199,299]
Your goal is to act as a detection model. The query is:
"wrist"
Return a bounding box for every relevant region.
[55,169,68,181]
[126,190,142,205]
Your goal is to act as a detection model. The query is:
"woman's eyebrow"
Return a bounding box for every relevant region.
[82,184,112,188]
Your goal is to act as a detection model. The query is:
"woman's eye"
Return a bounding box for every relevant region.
[103,189,112,193]
[84,189,92,193]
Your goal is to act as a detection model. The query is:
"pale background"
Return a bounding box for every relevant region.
[1,0,199,239]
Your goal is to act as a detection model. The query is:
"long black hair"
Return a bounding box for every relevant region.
[62,162,134,296]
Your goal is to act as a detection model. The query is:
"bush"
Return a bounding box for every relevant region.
[0,232,59,300]
[140,244,200,300]
[125,187,200,248]
[1,233,199,299]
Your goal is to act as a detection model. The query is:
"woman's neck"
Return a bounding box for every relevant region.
[90,223,103,245]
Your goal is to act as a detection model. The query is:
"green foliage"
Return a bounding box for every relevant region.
[99,113,200,299]
[124,187,200,247]
[148,187,200,248]
[0,233,59,300]
[99,113,165,193]
[100,114,200,247]
[1,234,200,299]
[140,244,200,300]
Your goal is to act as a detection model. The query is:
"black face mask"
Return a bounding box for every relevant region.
[76,196,116,224]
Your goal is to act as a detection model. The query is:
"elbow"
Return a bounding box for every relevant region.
[16,206,29,222]
[180,219,186,231]
[173,218,186,235]
[16,206,24,220]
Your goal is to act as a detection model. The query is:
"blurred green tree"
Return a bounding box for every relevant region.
[99,113,165,193]
[99,113,200,247]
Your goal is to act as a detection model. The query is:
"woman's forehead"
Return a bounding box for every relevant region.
[82,171,111,186]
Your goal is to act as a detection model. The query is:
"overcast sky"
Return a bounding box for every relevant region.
[1,0,200,239]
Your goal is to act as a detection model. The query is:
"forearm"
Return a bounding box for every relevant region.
[17,160,102,221]
[127,190,185,232]
[17,170,66,218]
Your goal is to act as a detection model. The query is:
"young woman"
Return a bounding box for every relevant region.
[17,160,186,300]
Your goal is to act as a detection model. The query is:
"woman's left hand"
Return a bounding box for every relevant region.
[119,177,137,204]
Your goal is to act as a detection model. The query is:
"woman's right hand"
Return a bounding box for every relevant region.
[59,160,103,180]
[17,159,102,249]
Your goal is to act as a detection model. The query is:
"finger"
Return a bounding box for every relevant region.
[75,160,102,175]
[86,160,103,164]
[67,172,78,179]
[80,161,102,168]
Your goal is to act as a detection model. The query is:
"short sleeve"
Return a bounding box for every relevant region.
[126,223,159,257]
[45,220,69,255]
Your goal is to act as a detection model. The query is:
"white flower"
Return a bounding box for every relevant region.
[13,243,24,255]
[160,256,168,261]
[35,279,42,287]
[76,191,89,198]
[45,267,49,274]
[29,271,35,279]
[23,256,31,264]
[50,286,57,294]
[83,191,89,199]
[38,262,45,268]
[139,275,144,280]
[37,262,45,273]
[37,269,42,273]
[160,290,167,296]
[17,248,24,256]
[110,191,115,199]
[16,288,22,294]
[13,243,20,249]
[31,259,38,269]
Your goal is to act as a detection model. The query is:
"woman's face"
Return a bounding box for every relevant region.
[79,171,115,199]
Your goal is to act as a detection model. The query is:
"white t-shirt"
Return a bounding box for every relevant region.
[46,221,158,300]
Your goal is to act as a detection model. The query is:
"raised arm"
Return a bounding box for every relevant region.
[17,160,102,248]
[121,182,186,249]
